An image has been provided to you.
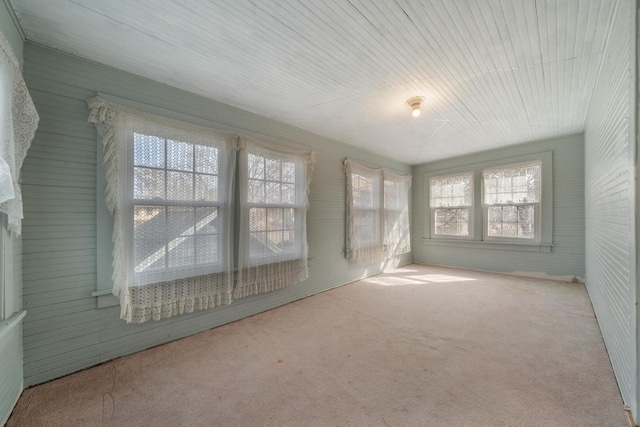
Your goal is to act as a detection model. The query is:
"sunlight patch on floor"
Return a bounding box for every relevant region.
[363,277,425,286]
[409,274,476,283]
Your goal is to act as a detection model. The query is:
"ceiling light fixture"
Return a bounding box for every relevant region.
[406,96,425,117]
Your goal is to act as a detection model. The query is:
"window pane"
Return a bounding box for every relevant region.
[249,232,267,256]
[134,238,166,273]
[282,183,295,204]
[266,158,282,181]
[196,235,218,264]
[354,210,380,245]
[167,139,194,171]
[267,231,283,247]
[134,133,164,168]
[134,206,165,240]
[433,208,470,236]
[266,182,280,203]
[167,171,193,201]
[487,205,536,239]
[352,173,377,208]
[167,206,195,238]
[195,174,218,201]
[134,167,165,199]
[483,161,541,204]
[168,236,195,268]
[429,172,473,208]
[250,208,267,231]
[267,208,284,231]
[195,145,218,174]
[248,154,264,180]
[195,207,218,235]
[283,208,295,229]
[384,180,399,209]
[282,162,295,183]
[248,179,265,203]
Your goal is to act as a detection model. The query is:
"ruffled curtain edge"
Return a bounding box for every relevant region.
[0,29,39,237]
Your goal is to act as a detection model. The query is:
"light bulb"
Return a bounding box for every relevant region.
[412,108,421,117]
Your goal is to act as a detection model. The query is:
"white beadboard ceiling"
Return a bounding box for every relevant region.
[10,0,616,164]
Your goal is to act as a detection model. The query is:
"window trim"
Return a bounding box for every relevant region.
[94,94,314,310]
[240,148,308,266]
[127,128,229,285]
[481,160,542,243]
[423,151,553,251]
[428,171,474,240]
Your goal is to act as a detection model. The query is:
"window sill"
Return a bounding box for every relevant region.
[91,289,119,308]
[0,310,27,342]
[422,238,553,253]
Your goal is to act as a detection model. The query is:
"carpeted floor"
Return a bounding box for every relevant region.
[7,264,628,427]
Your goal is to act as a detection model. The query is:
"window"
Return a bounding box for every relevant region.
[131,132,228,285]
[384,171,411,256]
[482,161,541,241]
[352,170,383,248]
[244,153,301,261]
[90,98,315,322]
[345,159,411,264]
[236,139,312,299]
[424,152,552,252]
[429,172,473,238]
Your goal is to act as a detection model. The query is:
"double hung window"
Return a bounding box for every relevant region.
[426,156,548,247]
[88,98,313,323]
[482,161,541,241]
[384,171,411,256]
[132,132,231,285]
[345,160,411,264]
[236,140,312,298]
[429,172,473,238]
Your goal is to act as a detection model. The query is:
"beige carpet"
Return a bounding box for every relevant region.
[7,264,628,427]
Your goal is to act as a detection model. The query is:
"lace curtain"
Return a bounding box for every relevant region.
[483,161,541,204]
[344,159,385,265]
[429,172,473,207]
[345,160,411,264]
[384,171,411,257]
[87,97,236,323]
[0,31,39,236]
[235,136,314,299]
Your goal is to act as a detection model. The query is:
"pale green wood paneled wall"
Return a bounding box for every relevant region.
[0,0,25,424]
[20,42,412,387]
[584,0,638,418]
[412,133,585,280]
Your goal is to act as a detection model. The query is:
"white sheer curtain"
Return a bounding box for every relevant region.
[235,136,314,299]
[87,97,236,323]
[384,171,411,257]
[344,159,385,265]
[0,31,39,236]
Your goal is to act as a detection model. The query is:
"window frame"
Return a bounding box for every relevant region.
[481,160,542,243]
[423,151,553,252]
[126,128,229,286]
[428,171,474,240]
[241,150,307,265]
[351,170,384,252]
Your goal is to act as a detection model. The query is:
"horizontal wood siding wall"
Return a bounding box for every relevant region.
[412,133,585,280]
[584,0,637,417]
[20,42,412,386]
[0,1,25,424]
